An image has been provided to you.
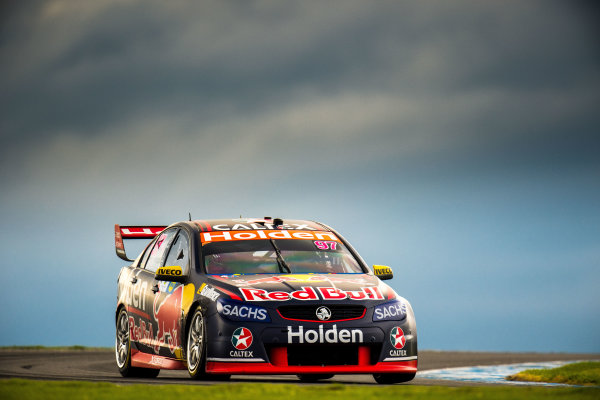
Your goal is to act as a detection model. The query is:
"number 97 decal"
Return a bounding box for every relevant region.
[314,241,337,250]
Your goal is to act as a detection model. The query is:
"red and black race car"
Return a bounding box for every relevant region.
[114,218,417,383]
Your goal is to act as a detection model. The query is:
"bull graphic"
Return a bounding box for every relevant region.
[152,284,183,354]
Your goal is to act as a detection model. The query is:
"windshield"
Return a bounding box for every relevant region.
[202,239,364,275]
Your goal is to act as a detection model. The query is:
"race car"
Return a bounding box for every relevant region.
[114,218,417,383]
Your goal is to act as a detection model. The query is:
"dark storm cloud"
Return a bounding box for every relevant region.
[0,0,598,184]
[1,1,380,140]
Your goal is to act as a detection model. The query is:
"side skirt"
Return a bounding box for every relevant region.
[130,349,187,370]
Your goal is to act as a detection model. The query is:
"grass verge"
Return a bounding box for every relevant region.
[507,362,600,386]
[0,379,599,400]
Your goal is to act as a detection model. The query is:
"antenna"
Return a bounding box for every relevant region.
[188,212,192,221]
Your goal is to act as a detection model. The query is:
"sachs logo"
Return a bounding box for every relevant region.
[231,327,253,350]
[316,306,331,321]
[390,326,406,349]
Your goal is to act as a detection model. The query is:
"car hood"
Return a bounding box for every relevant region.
[208,273,395,303]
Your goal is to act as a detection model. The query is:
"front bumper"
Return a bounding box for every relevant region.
[204,308,417,375]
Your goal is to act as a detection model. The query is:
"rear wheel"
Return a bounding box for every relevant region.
[373,372,415,384]
[115,308,160,378]
[297,374,334,382]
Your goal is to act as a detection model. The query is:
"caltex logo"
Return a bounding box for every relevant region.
[231,327,253,350]
[316,306,332,321]
[390,326,406,349]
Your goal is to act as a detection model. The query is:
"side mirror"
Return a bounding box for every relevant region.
[373,265,393,280]
[155,265,186,283]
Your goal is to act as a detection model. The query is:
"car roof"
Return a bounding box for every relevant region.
[189,218,329,232]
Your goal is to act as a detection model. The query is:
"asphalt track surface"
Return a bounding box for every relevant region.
[1,350,598,386]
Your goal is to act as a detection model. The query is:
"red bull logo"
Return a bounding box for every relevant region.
[240,286,384,301]
[129,317,154,344]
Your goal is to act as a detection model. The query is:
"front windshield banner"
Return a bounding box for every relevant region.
[200,230,339,244]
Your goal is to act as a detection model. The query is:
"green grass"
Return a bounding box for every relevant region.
[507,362,600,386]
[0,379,599,400]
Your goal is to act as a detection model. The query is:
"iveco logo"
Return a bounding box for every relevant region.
[316,306,332,321]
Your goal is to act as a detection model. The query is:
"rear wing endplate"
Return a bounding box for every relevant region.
[114,224,166,262]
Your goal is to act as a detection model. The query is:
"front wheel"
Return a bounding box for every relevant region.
[115,308,160,378]
[187,309,208,379]
[373,372,415,384]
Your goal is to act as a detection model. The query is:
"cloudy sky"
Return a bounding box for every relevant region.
[1,0,598,352]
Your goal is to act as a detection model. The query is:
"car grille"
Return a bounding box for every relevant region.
[287,344,358,366]
[277,305,365,322]
[264,343,382,366]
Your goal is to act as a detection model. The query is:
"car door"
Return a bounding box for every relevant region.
[124,235,159,354]
[134,228,178,355]
[148,229,191,357]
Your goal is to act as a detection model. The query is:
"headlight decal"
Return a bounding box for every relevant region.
[217,298,271,322]
[373,300,407,322]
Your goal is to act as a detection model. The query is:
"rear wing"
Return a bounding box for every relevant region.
[114,224,166,262]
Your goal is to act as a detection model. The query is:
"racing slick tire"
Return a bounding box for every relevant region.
[186,308,231,381]
[372,372,416,384]
[115,308,160,378]
[186,308,207,379]
[297,374,334,382]
[187,308,234,380]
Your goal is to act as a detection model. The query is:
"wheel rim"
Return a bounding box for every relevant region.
[187,312,204,372]
[115,310,130,368]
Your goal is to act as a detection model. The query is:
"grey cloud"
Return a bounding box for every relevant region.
[1,0,598,189]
